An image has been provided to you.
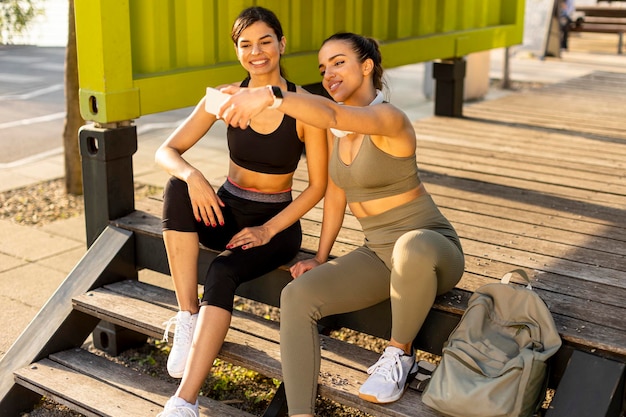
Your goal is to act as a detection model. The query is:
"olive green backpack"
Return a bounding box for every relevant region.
[422,270,562,417]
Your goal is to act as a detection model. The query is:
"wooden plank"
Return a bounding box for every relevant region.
[576,6,626,18]
[463,72,626,139]
[416,138,626,187]
[582,17,626,24]
[139,182,626,271]
[423,161,622,204]
[571,26,624,54]
[0,226,135,416]
[50,350,257,417]
[422,174,626,233]
[415,118,626,166]
[116,197,626,353]
[430,191,626,243]
[94,280,384,373]
[453,223,625,285]
[463,100,625,133]
[77,280,377,374]
[444,207,626,261]
[15,358,163,417]
[418,146,624,192]
[79,277,626,365]
[14,351,255,417]
[72,282,439,417]
[421,162,624,207]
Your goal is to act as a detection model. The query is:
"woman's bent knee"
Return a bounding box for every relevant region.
[162,177,197,232]
[391,229,464,291]
[280,280,306,310]
[280,278,321,321]
[392,230,437,270]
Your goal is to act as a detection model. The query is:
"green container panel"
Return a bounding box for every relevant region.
[75,0,524,123]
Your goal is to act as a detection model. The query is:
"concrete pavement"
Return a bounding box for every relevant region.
[2,32,626,360]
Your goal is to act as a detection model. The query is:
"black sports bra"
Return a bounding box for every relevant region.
[227,79,303,174]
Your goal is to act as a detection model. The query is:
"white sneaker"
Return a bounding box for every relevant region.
[163,311,198,378]
[156,396,199,417]
[358,346,419,404]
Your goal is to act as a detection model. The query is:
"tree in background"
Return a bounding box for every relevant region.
[1,0,84,195]
[0,0,40,44]
[63,0,84,195]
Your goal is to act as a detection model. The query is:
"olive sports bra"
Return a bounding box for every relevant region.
[329,135,420,203]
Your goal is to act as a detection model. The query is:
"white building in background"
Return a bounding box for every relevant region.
[9,0,68,47]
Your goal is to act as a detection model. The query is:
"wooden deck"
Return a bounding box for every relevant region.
[415,71,626,357]
[5,71,625,416]
[219,69,626,362]
[108,70,626,415]
[463,71,626,139]
[263,72,626,368]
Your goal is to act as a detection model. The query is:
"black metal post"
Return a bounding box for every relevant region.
[433,58,466,117]
[79,123,146,355]
[79,124,137,247]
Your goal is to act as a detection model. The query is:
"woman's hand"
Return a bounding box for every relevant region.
[219,85,274,129]
[186,171,225,227]
[290,258,322,278]
[226,225,272,250]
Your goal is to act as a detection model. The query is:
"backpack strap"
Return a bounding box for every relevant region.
[501,269,533,290]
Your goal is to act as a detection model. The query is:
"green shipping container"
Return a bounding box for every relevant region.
[74,0,524,123]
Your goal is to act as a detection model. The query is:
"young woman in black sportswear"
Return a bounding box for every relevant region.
[155,7,327,416]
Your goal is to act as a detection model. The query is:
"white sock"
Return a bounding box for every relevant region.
[171,396,196,407]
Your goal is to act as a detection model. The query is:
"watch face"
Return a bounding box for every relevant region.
[271,85,283,99]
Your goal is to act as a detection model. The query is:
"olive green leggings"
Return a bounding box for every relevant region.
[279,196,464,415]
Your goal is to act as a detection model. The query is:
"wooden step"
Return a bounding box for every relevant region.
[14,348,255,417]
[114,204,626,361]
[71,280,440,417]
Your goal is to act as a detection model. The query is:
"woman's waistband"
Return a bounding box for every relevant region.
[222,178,292,203]
[359,195,456,236]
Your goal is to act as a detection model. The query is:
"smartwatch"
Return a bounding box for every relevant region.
[267,85,283,109]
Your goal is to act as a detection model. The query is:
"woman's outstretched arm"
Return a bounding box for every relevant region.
[219,85,407,139]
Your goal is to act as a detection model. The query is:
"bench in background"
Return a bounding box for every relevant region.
[574,5,626,53]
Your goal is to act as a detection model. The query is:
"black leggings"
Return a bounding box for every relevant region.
[162,177,302,312]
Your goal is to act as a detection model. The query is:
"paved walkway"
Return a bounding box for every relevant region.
[1,32,625,359]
